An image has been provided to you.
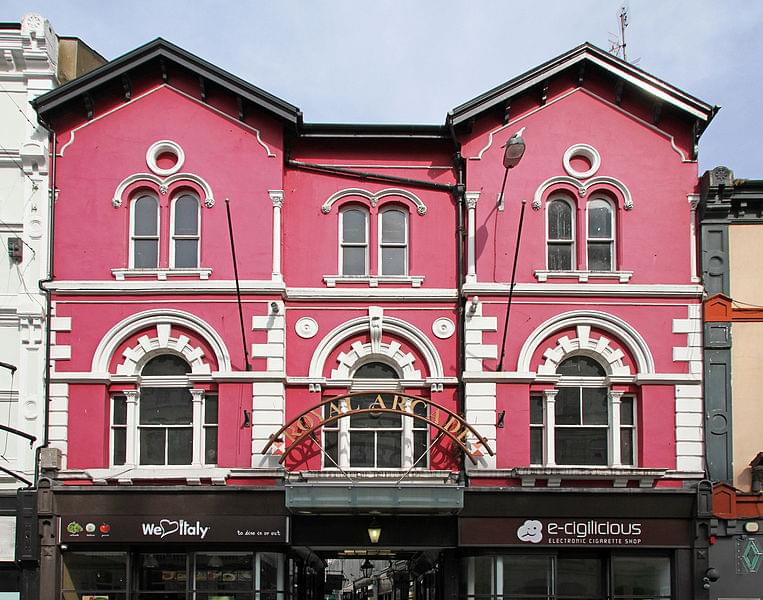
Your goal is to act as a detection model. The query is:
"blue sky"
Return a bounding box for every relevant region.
[4,1,761,177]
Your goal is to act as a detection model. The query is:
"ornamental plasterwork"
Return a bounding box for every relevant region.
[321,187,428,215]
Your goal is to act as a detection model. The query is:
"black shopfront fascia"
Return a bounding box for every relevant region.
[458,489,706,600]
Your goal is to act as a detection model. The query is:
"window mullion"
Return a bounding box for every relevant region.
[190,389,205,467]
[544,389,558,466]
[609,390,623,467]
[125,390,139,467]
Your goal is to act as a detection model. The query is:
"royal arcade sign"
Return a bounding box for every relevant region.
[263,391,494,464]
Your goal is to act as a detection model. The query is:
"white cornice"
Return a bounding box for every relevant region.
[286,287,458,300]
[463,282,703,298]
[43,279,287,294]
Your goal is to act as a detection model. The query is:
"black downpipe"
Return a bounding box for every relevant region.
[225,199,251,371]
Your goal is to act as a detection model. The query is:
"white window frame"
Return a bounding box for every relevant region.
[586,196,615,272]
[533,357,637,468]
[339,205,369,276]
[378,206,409,276]
[109,359,217,468]
[129,193,160,269]
[170,192,201,269]
[546,196,575,271]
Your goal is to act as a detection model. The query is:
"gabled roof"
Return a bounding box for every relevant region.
[32,37,302,124]
[448,42,717,128]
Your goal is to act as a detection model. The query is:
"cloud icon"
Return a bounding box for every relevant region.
[517,519,543,543]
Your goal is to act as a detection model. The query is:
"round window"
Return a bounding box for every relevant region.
[146,140,185,176]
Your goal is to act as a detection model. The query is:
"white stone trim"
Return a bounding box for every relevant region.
[309,311,444,379]
[112,268,212,281]
[671,305,702,375]
[112,172,215,209]
[252,381,286,467]
[323,275,424,287]
[533,175,633,211]
[251,301,285,372]
[92,309,232,373]
[687,194,701,283]
[115,325,212,375]
[517,310,655,375]
[465,191,480,282]
[534,270,632,283]
[537,324,631,376]
[462,282,704,298]
[145,140,185,176]
[269,190,284,282]
[321,188,428,215]
[562,144,601,179]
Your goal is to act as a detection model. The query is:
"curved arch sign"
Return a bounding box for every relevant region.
[262,392,494,465]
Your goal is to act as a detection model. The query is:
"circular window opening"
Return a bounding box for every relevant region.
[562,144,601,179]
[146,140,185,176]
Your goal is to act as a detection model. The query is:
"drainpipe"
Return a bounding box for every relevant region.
[35,125,56,485]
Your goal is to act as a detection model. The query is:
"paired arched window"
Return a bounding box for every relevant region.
[546,195,616,272]
[530,355,635,467]
[339,204,409,277]
[323,361,427,469]
[130,191,201,269]
[111,353,217,467]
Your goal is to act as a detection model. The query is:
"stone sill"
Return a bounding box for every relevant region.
[112,268,212,281]
[323,275,424,287]
[534,270,633,283]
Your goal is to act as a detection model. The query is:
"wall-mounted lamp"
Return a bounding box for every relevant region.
[367,517,381,544]
[468,296,479,315]
[496,410,506,429]
[702,567,719,589]
[242,410,251,428]
[270,302,280,314]
[497,127,526,211]
[360,558,374,578]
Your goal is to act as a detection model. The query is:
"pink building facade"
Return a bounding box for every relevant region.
[30,41,717,600]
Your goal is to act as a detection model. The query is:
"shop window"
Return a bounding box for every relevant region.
[324,361,428,470]
[460,554,670,599]
[531,355,636,467]
[63,551,286,599]
[110,354,218,468]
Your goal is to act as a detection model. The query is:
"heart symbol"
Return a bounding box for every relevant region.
[159,519,179,538]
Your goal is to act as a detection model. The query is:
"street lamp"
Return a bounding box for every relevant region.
[497,127,526,211]
[360,558,374,579]
[367,517,382,544]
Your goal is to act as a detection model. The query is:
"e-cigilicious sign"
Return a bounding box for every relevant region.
[59,515,287,544]
[459,517,691,548]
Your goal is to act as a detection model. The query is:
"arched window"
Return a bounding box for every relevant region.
[339,206,369,276]
[587,197,614,271]
[323,361,428,469]
[131,194,159,268]
[111,354,218,467]
[547,198,574,271]
[171,193,200,268]
[530,355,635,467]
[379,207,408,275]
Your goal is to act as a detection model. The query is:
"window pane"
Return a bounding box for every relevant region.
[556,428,608,465]
[412,398,428,429]
[260,553,280,592]
[530,429,543,464]
[555,387,580,425]
[342,209,367,243]
[142,354,192,376]
[134,239,158,268]
[381,209,406,243]
[204,394,218,423]
[174,195,199,235]
[349,431,374,467]
[557,356,606,377]
[582,388,608,425]
[588,242,612,271]
[325,431,338,465]
[140,428,166,465]
[113,395,127,424]
[174,239,198,268]
[168,427,193,464]
[137,553,187,591]
[620,397,634,425]
[588,201,612,238]
[113,429,126,465]
[342,246,366,275]
[613,556,670,597]
[205,427,218,464]
[620,428,634,465]
[530,395,543,424]
[350,394,401,428]
[548,243,572,271]
[140,388,193,424]
[557,557,602,597]
[355,363,398,378]
[502,555,551,596]
[473,557,494,596]
[413,430,428,464]
[134,196,158,235]
[381,247,406,275]
[195,553,253,592]
[62,552,127,592]
[377,431,402,468]
[548,200,572,239]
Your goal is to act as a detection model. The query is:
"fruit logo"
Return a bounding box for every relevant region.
[66,521,83,534]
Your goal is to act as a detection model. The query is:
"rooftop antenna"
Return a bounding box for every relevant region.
[608,3,629,61]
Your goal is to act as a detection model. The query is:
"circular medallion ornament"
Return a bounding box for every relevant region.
[23,400,37,420]
[432,318,455,339]
[295,317,319,339]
